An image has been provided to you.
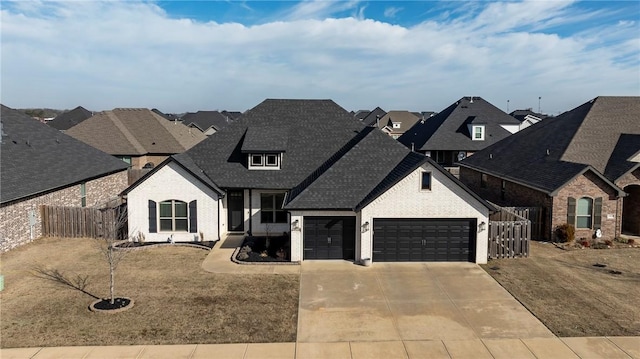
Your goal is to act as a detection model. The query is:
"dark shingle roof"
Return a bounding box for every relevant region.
[1,105,128,204]
[185,99,367,189]
[378,111,421,133]
[65,108,206,156]
[509,109,548,122]
[241,126,288,153]
[284,128,493,211]
[604,134,640,182]
[181,111,234,132]
[460,96,639,193]
[398,97,520,152]
[361,107,387,126]
[48,106,93,130]
[221,111,242,120]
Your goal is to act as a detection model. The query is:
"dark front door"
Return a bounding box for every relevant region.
[227,190,244,232]
[303,217,356,260]
[373,218,476,262]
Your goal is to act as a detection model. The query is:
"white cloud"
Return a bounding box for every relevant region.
[384,6,402,18]
[0,0,638,115]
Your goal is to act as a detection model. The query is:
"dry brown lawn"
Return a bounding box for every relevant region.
[482,241,640,337]
[0,237,299,348]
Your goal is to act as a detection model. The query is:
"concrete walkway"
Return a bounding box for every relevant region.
[2,337,639,358]
[3,238,639,358]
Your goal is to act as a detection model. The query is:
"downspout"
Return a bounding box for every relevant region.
[217,195,221,241]
[248,189,252,236]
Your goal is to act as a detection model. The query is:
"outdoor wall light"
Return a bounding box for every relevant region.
[361,221,370,233]
[479,221,486,232]
[292,219,301,231]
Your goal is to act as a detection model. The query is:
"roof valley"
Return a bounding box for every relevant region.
[107,111,147,154]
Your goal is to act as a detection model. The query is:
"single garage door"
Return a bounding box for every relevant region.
[304,217,355,260]
[373,218,476,262]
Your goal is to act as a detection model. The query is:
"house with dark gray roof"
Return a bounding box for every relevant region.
[66,108,206,170]
[458,96,640,242]
[0,105,129,252]
[358,106,387,127]
[123,99,493,264]
[48,106,93,131]
[509,109,548,131]
[180,111,234,136]
[398,97,521,168]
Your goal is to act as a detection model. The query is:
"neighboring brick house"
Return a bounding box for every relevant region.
[124,99,493,263]
[398,97,521,168]
[0,105,129,252]
[66,108,206,169]
[459,96,640,241]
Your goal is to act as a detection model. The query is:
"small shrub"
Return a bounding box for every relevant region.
[581,240,591,248]
[629,239,635,245]
[555,223,575,243]
[604,239,613,246]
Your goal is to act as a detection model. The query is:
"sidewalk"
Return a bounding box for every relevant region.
[2,337,639,358]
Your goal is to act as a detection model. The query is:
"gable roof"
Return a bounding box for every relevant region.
[185,99,367,189]
[509,109,548,122]
[459,96,639,194]
[398,97,520,152]
[284,127,494,211]
[181,111,234,132]
[48,106,93,130]
[378,111,421,133]
[65,108,206,156]
[360,107,387,126]
[122,153,223,196]
[1,105,128,204]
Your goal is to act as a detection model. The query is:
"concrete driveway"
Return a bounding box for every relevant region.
[297,261,554,343]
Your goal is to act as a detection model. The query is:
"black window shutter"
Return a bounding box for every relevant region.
[593,197,603,229]
[189,200,198,233]
[567,197,576,226]
[149,200,157,233]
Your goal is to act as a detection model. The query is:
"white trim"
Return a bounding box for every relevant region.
[472,125,485,141]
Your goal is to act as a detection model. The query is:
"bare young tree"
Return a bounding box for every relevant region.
[95,205,129,305]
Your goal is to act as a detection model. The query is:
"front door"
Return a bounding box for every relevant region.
[227,190,244,232]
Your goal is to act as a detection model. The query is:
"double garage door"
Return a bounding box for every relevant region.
[373,218,476,262]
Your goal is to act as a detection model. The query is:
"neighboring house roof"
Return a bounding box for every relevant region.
[185,99,367,189]
[1,105,128,204]
[48,106,93,130]
[181,111,234,133]
[221,110,242,120]
[65,108,206,156]
[353,110,370,120]
[378,111,421,134]
[360,107,387,126]
[509,109,548,122]
[398,97,520,152]
[459,96,639,195]
[151,108,180,121]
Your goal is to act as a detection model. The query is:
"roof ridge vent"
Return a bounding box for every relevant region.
[470,97,474,103]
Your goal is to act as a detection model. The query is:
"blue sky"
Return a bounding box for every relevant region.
[1,1,639,114]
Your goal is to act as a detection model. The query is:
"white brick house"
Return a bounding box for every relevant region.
[123,99,492,263]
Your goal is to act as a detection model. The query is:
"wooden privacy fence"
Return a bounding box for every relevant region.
[488,220,530,259]
[490,205,543,240]
[40,205,126,240]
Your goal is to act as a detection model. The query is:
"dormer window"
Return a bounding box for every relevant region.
[248,153,281,170]
[472,125,485,141]
[251,154,263,166]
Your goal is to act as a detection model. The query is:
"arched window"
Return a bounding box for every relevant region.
[576,197,593,229]
[159,200,188,232]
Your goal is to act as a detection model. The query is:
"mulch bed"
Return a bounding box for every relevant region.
[115,241,216,250]
[236,236,290,262]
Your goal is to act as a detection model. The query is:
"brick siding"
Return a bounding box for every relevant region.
[0,171,128,252]
[460,167,626,241]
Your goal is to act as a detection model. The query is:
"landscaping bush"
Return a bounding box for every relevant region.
[581,239,591,248]
[604,239,613,246]
[629,239,635,245]
[555,223,575,243]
